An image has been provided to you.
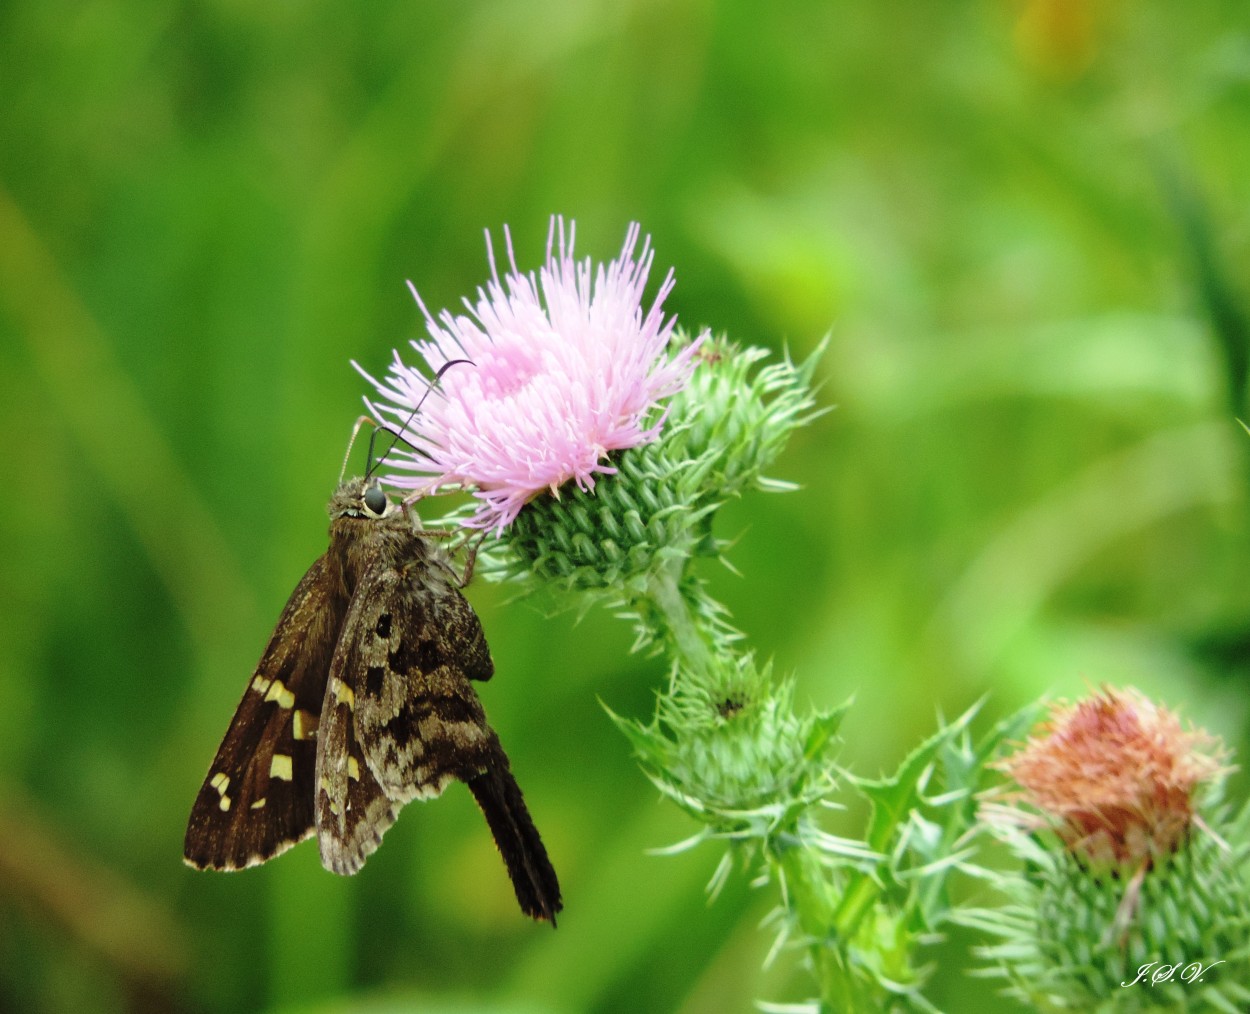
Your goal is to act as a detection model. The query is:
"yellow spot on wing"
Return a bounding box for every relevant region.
[332,678,355,709]
[250,798,267,810]
[347,757,360,780]
[318,776,342,816]
[210,772,230,793]
[269,754,293,781]
[218,794,232,811]
[264,678,295,709]
[293,709,319,740]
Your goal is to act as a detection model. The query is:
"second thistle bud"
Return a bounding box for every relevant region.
[981,687,1250,1009]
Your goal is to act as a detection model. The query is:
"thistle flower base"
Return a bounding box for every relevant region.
[1029,836,1250,1009]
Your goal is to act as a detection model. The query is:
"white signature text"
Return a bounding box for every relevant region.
[1121,960,1224,988]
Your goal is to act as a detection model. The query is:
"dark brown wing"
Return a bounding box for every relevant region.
[328,562,561,920]
[184,554,345,871]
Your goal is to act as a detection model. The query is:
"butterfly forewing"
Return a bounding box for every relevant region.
[313,572,403,875]
[184,555,345,870]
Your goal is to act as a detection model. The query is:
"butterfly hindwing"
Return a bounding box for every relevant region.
[184,554,345,871]
[332,558,562,921]
[314,552,494,871]
[354,563,496,798]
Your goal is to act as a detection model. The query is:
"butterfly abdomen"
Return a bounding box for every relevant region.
[467,740,563,924]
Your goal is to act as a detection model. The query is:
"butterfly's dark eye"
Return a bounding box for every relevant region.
[363,486,388,516]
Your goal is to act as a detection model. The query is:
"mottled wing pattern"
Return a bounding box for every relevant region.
[313,650,398,875]
[184,555,343,870]
[352,566,497,803]
[321,560,561,920]
[313,561,468,874]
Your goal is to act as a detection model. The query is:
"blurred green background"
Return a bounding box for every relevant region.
[3,1,1250,1012]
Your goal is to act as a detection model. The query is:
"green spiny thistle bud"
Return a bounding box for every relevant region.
[1028,832,1250,1006]
[612,662,845,838]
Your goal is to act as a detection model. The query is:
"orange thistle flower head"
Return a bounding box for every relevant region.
[997,687,1226,872]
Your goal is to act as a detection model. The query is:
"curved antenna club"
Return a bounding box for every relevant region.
[364,358,474,479]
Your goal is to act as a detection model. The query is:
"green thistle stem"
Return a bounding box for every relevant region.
[832,874,880,944]
[774,833,888,1013]
[776,840,850,1010]
[776,836,836,937]
[644,561,718,683]
[639,539,870,1013]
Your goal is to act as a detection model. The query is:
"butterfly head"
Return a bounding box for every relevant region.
[330,477,398,521]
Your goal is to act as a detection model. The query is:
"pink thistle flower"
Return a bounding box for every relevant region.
[356,218,703,532]
[992,687,1226,872]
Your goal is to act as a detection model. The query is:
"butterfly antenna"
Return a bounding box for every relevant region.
[364,358,473,479]
[339,416,378,484]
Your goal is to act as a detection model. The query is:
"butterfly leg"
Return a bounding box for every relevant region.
[457,533,486,586]
[413,527,483,586]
